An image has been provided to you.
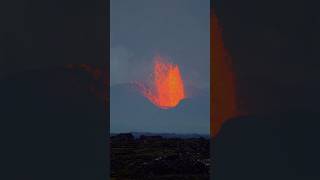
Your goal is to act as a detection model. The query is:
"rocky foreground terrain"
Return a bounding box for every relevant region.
[111,133,210,180]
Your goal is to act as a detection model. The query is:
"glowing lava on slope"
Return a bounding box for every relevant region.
[138,55,186,109]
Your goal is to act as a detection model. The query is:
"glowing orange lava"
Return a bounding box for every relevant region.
[139,55,186,109]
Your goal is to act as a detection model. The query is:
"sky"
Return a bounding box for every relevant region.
[110,0,210,134]
[110,0,210,89]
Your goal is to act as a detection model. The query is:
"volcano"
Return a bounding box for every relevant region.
[110,83,209,134]
[136,55,186,109]
[111,55,209,134]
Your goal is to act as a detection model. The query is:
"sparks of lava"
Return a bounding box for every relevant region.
[137,55,186,109]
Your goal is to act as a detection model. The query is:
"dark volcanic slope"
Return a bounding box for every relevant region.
[110,83,210,134]
[0,68,107,180]
[111,133,210,180]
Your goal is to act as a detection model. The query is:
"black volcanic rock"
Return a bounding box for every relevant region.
[140,135,163,141]
[128,132,210,139]
[111,134,210,179]
[111,133,135,142]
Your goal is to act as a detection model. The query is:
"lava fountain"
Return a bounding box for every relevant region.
[138,55,186,109]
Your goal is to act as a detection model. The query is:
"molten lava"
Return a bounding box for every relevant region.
[139,55,186,109]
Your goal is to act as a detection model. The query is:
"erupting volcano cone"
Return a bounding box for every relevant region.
[138,55,186,109]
